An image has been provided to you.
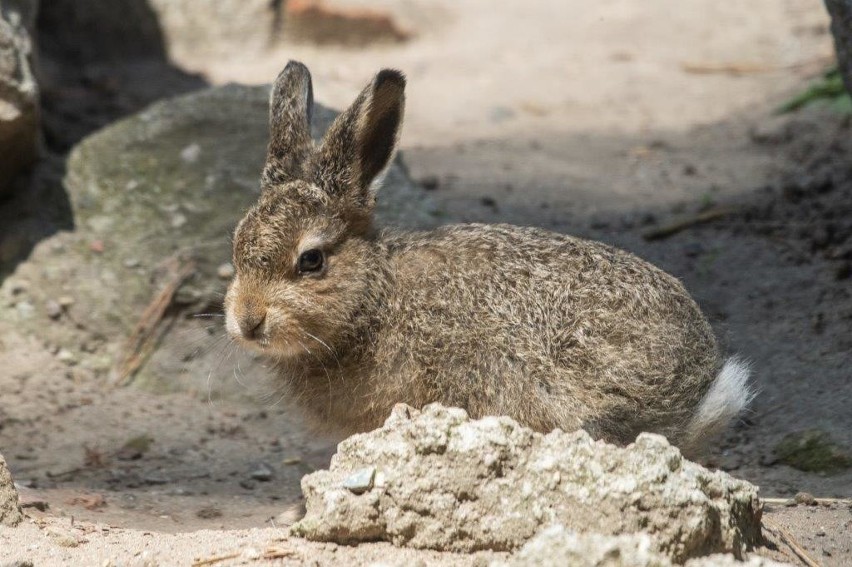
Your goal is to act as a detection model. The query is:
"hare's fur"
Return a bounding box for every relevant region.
[225,62,752,451]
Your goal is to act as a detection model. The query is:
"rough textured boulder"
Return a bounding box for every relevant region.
[0,0,39,194]
[0,452,23,527]
[825,0,852,94]
[293,404,762,563]
[491,526,791,567]
[0,84,436,395]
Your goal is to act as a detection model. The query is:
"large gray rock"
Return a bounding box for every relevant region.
[0,0,38,194]
[0,452,23,527]
[825,0,852,94]
[0,84,437,395]
[293,404,762,563]
[39,0,285,62]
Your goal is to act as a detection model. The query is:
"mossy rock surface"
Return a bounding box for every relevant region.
[775,429,852,473]
[0,84,437,396]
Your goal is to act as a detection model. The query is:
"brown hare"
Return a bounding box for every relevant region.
[224,61,752,452]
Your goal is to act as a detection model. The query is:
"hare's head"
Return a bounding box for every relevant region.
[224,61,405,357]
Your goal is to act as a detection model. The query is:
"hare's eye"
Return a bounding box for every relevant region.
[298,249,324,274]
[258,255,270,267]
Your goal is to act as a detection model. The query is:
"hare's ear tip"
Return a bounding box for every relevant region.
[375,69,406,89]
[277,60,311,80]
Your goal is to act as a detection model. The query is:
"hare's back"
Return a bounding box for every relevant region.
[383,224,719,438]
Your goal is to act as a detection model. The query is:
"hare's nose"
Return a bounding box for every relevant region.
[239,310,267,340]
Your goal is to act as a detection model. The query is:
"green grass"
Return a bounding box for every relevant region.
[777,68,852,114]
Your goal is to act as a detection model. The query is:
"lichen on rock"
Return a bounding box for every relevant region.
[293,404,762,563]
[0,452,23,527]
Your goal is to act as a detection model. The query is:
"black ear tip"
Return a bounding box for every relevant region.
[375,69,406,90]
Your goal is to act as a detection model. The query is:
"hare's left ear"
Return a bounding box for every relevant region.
[313,69,406,204]
[263,61,314,185]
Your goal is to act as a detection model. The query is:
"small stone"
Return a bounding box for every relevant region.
[89,240,105,253]
[56,349,77,366]
[171,213,187,228]
[57,296,75,308]
[816,528,826,537]
[123,258,140,268]
[45,300,62,320]
[196,506,223,519]
[180,143,202,163]
[250,462,274,482]
[282,456,302,465]
[15,301,34,320]
[342,466,376,494]
[239,480,256,490]
[217,262,235,280]
[794,491,816,506]
[46,526,79,547]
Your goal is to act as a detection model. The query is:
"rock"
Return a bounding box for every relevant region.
[0,0,39,195]
[794,491,817,506]
[249,462,274,482]
[774,429,851,473]
[0,452,23,526]
[492,526,668,567]
[44,299,62,320]
[342,466,375,494]
[0,84,436,396]
[492,526,794,566]
[293,404,762,563]
[825,1,852,94]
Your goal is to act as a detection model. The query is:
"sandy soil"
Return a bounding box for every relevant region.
[1,0,851,565]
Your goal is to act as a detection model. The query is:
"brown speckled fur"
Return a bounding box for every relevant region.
[224,61,746,451]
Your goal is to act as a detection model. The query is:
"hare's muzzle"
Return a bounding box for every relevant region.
[238,310,267,341]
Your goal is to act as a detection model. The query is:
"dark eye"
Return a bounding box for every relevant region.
[298,249,325,274]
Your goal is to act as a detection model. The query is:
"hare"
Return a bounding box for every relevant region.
[224,61,752,451]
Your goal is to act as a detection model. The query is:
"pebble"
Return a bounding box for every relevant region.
[58,296,75,308]
[794,491,817,506]
[45,300,62,320]
[15,301,35,320]
[171,212,187,228]
[123,258,140,268]
[46,526,79,547]
[249,462,274,482]
[180,143,202,163]
[89,240,105,253]
[56,349,77,365]
[217,262,235,280]
[816,528,826,537]
[342,466,376,494]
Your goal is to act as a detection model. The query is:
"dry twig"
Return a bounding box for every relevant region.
[110,254,195,386]
[762,519,822,567]
[642,207,735,241]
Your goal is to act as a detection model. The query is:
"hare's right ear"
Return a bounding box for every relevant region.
[262,61,314,185]
[313,69,405,207]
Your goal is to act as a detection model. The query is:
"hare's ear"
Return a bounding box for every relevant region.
[263,61,314,185]
[314,69,405,204]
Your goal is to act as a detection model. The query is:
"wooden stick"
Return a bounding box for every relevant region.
[763,518,822,567]
[110,255,195,386]
[642,207,734,241]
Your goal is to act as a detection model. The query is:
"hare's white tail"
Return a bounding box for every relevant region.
[684,357,754,449]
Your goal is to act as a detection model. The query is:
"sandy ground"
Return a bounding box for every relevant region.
[1,0,851,565]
